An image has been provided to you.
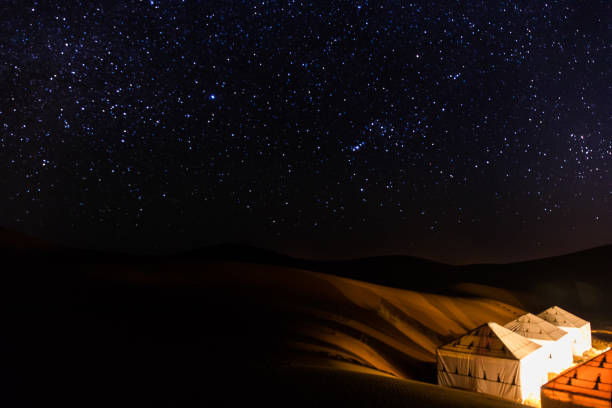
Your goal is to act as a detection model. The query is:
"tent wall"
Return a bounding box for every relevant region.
[531,337,574,375]
[560,324,592,357]
[437,349,522,401]
[577,323,592,355]
[519,346,551,401]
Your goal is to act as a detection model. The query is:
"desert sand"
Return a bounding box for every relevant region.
[5,230,612,407]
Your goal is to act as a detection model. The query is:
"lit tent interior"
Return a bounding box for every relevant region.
[541,349,612,408]
[437,322,550,402]
[504,313,574,376]
[538,306,592,357]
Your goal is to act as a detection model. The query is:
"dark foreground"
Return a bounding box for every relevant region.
[3,235,612,407]
[3,257,522,408]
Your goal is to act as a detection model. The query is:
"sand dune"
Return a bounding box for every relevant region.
[235,365,525,408]
[83,260,525,382]
[27,259,521,407]
[11,233,595,408]
[6,231,612,406]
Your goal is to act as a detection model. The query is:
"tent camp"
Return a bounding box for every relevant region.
[541,349,612,408]
[504,313,573,376]
[538,306,592,357]
[437,322,550,402]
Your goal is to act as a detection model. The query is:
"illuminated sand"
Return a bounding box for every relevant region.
[260,365,526,408]
[79,260,529,406]
[91,261,525,379]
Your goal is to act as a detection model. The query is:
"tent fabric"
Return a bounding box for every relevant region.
[504,313,574,375]
[539,306,589,329]
[437,350,522,401]
[437,322,549,402]
[504,313,568,342]
[538,306,592,357]
[541,349,612,408]
[439,321,541,359]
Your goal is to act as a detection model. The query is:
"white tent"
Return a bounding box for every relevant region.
[504,313,573,376]
[437,322,550,402]
[538,306,592,357]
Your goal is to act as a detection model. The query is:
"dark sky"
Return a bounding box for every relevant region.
[2,1,611,264]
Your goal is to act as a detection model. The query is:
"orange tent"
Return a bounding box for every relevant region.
[541,349,612,408]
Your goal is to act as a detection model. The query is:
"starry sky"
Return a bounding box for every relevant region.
[2,1,611,264]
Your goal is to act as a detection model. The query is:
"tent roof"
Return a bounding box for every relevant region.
[542,349,612,401]
[538,306,589,328]
[439,322,541,360]
[504,312,568,341]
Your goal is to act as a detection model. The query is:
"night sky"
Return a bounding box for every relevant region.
[2,1,611,264]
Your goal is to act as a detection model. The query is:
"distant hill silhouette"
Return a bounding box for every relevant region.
[171,242,612,307]
[171,243,455,291]
[2,226,611,281]
[2,227,611,318]
[0,226,59,251]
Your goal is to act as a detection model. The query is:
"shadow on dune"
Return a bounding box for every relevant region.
[3,228,611,407]
[5,257,522,407]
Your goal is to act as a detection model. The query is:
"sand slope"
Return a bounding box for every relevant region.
[6,230,612,406]
[3,236,530,407]
[82,260,525,382]
[231,365,525,408]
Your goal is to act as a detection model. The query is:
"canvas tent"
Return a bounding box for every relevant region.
[538,306,592,357]
[437,322,550,402]
[541,349,612,408]
[504,313,573,376]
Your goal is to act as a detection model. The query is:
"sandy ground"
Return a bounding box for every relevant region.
[8,253,605,407]
[5,227,612,407]
[234,365,526,408]
[79,260,525,382]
